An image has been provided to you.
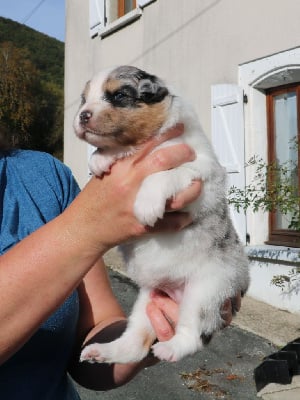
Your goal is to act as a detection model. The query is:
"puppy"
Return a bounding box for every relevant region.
[74,66,249,363]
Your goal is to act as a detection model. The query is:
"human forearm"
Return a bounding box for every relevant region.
[70,319,158,390]
[0,126,196,364]
[0,211,101,365]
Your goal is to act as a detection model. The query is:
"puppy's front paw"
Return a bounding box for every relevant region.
[134,198,165,226]
[134,179,167,226]
[88,151,115,176]
[134,196,166,226]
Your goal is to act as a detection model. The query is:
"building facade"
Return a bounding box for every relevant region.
[64,0,300,312]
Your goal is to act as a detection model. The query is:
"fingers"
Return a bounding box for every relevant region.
[132,124,195,178]
[221,298,233,327]
[146,303,174,342]
[145,212,193,233]
[147,290,243,347]
[146,291,179,342]
[133,123,184,164]
[138,143,195,177]
[221,292,242,328]
[166,180,202,211]
[231,292,242,313]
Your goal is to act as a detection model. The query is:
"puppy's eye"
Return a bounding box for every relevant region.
[104,86,138,108]
[80,94,86,105]
[113,91,127,101]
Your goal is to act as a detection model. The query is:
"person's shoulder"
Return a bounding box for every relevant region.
[14,149,70,174]
[13,149,60,164]
[13,150,80,203]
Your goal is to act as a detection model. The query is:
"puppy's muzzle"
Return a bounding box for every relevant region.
[80,110,92,125]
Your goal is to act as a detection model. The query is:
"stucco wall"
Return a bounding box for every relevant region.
[64,0,300,312]
[64,0,300,187]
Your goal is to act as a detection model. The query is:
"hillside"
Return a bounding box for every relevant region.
[0,16,64,159]
[0,16,64,87]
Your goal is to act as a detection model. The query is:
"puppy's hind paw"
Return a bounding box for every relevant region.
[151,341,178,362]
[151,334,202,362]
[80,344,105,364]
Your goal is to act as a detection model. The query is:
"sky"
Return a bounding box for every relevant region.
[0,0,65,42]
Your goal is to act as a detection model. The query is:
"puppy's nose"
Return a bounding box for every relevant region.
[79,110,92,125]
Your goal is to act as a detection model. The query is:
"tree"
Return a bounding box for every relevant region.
[0,42,37,147]
[0,42,64,158]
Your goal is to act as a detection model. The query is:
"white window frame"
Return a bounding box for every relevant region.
[239,46,300,246]
[137,0,156,7]
[89,0,156,39]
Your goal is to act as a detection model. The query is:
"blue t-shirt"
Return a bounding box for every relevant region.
[0,150,81,399]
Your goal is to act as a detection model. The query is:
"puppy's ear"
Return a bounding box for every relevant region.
[138,78,169,104]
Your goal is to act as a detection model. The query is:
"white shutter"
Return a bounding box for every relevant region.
[89,0,105,38]
[211,84,246,243]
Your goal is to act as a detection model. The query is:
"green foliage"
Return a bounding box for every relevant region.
[0,42,36,142]
[0,17,64,159]
[228,139,299,231]
[228,138,300,291]
[0,17,64,86]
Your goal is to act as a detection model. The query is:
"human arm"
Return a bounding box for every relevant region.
[69,261,241,391]
[68,259,152,390]
[0,126,197,366]
[68,179,203,389]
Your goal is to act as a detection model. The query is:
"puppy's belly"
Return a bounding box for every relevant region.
[156,281,185,303]
[120,236,204,288]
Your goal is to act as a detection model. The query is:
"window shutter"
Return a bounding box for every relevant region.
[211,84,246,243]
[89,0,105,37]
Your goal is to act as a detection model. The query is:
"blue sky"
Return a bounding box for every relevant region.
[0,0,65,41]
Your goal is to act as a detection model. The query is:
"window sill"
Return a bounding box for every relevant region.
[246,245,300,266]
[99,8,143,39]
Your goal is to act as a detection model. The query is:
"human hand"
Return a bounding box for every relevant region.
[146,290,178,342]
[166,180,202,212]
[64,124,198,259]
[146,290,242,342]
[144,179,201,234]
[221,292,242,327]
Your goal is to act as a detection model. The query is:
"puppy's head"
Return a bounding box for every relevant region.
[74,66,171,149]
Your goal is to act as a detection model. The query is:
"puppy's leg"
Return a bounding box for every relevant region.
[88,149,116,175]
[80,288,156,364]
[134,166,200,226]
[152,269,227,362]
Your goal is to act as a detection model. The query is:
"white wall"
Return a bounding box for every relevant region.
[65,0,300,187]
[247,246,300,313]
[64,0,300,312]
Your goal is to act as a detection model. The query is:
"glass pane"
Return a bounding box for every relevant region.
[125,0,136,14]
[273,91,298,230]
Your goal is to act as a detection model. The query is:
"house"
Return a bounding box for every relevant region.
[64,0,300,313]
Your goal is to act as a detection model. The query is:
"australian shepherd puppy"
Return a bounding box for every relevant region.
[74,66,249,363]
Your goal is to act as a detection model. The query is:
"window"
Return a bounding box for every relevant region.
[266,84,300,247]
[118,0,136,17]
[239,47,300,247]
[89,0,148,38]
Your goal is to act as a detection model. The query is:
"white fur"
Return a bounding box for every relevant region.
[76,67,249,364]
